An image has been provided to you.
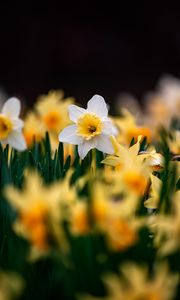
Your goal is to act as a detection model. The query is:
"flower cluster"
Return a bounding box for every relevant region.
[0,75,180,300]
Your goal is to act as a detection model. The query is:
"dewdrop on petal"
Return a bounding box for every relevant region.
[59,94,116,159]
[0,97,26,151]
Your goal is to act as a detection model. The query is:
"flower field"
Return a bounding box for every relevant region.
[0,76,180,300]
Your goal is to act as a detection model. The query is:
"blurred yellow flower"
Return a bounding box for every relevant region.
[167,130,180,155]
[139,148,164,171]
[5,170,76,258]
[144,174,162,209]
[35,89,74,133]
[145,76,180,132]
[70,201,90,235]
[91,182,143,251]
[80,262,178,300]
[92,181,140,221]
[113,109,151,146]
[153,190,180,255]
[0,271,24,300]
[146,96,171,129]
[104,217,138,251]
[123,170,148,195]
[102,136,150,195]
[23,112,45,147]
[102,136,144,168]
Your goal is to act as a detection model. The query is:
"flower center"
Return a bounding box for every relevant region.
[123,171,148,195]
[43,111,61,131]
[20,201,49,250]
[0,115,13,140]
[108,218,137,251]
[77,113,103,140]
[71,203,89,235]
[135,293,161,300]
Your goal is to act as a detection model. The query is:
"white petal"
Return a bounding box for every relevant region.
[96,134,114,154]
[87,95,108,117]
[68,104,86,122]
[7,131,27,151]
[102,120,116,135]
[78,140,95,159]
[59,125,83,145]
[12,118,24,130]
[112,124,118,136]
[2,97,21,118]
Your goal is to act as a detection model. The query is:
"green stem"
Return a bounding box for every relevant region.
[91,149,96,174]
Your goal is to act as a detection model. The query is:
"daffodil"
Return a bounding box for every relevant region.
[103,136,164,172]
[139,148,164,171]
[70,201,90,235]
[35,89,74,133]
[167,130,180,155]
[59,95,116,159]
[153,190,180,255]
[102,135,144,168]
[0,271,24,300]
[0,97,26,150]
[23,112,45,147]
[5,170,76,258]
[145,75,180,132]
[144,174,162,209]
[113,109,151,146]
[90,181,144,251]
[92,181,140,222]
[80,263,178,300]
[68,173,143,250]
[102,136,151,195]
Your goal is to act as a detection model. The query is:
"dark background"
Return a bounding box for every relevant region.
[0,2,180,107]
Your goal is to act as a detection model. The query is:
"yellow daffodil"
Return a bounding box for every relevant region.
[139,148,164,171]
[91,182,143,251]
[145,75,180,131]
[102,136,150,195]
[102,135,144,168]
[144,174,162,209]
[23,112,45,147]
[146,96,171,130]
[23,111,61,152]
[70,201,90,235]
[167,130,180,155]
[80,262,178,300]
[5,170,76,258]
[35,89,74,133]
[68,174,142,250]
[104,217,139,251]
[153,190,180,255]
[0,271,24,300]
[92,181,140,221]
[113,109,151,145]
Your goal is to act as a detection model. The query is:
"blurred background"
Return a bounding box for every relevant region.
[0,2,180,107]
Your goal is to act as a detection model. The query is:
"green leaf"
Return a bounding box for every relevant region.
[63,155,71,176]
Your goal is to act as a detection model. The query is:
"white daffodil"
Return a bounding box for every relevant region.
[0,97,26,151]
[59,95,116,159]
